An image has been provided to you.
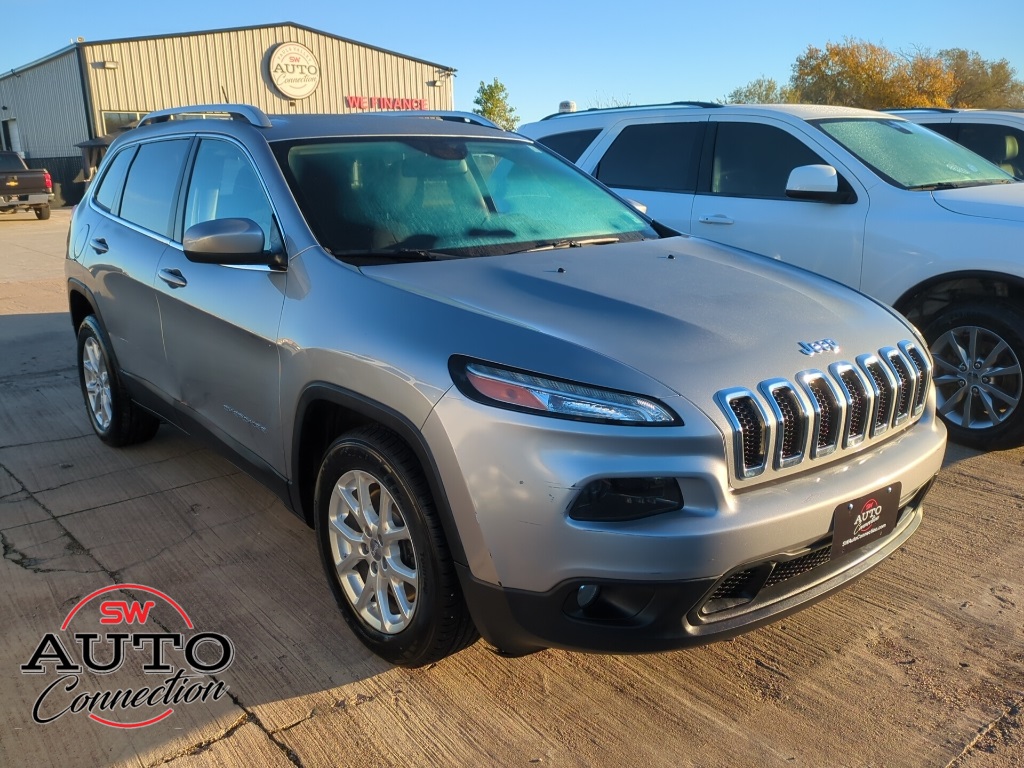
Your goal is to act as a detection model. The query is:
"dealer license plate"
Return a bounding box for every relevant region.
[830,482,902,559]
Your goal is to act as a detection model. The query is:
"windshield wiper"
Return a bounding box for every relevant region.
[521,236,622,253]
[906,182,963,191]
[905,180,1010,191]
[331,248,458,262]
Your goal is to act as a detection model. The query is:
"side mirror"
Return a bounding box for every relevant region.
[785,164,852,203]
[183,218,276,266]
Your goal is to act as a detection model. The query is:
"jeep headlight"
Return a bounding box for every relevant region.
[450,357,681,425]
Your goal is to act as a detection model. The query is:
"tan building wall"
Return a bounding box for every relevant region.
[81,23,454,136]
[0,22,455,202]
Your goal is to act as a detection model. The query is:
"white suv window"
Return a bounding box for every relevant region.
[956,123,1024,179]
[710,122,824,198]
[595,122,704,192]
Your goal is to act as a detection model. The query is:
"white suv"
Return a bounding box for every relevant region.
[521,103,1024,448]
[886,108,1024,179]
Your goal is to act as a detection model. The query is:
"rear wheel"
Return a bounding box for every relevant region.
[924,303,1024,449]
[76,316,159,446]
[35,204,50,220]
[314,426,476,666]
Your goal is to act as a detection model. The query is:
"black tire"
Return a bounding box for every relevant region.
[314,425,477,666]
[76,316,160,446]
[924,302,1024,449]
[35,204,50,220]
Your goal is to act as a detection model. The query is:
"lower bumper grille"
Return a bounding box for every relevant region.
[701,544,832,616]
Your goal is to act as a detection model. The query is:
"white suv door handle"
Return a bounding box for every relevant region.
[698,214,734,225]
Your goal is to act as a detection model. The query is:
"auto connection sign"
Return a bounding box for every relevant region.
[269,42,321,99]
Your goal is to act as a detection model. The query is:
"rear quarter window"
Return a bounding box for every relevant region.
[536,129,601,163]
[93,147,135,214]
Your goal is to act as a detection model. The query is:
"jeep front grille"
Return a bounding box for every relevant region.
[716,341,931,481]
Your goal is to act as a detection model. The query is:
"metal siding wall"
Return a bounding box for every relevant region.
[0,51,89,159]
[82,24,453,124]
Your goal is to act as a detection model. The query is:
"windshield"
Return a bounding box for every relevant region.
[814,118,1015,189]
[273,136,656,259]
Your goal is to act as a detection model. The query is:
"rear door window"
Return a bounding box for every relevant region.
[119,139,191,237]
[595,122,704,192]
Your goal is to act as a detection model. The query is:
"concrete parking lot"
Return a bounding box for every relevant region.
[0,207,1021,768]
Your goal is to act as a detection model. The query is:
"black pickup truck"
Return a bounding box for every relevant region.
[0,151,53,220]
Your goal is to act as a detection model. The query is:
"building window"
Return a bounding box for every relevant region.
[102,111,147,135]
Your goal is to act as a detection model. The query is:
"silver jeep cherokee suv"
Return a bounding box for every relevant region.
[65,105,946,666]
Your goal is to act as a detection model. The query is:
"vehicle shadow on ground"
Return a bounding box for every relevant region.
[1,310,394,762]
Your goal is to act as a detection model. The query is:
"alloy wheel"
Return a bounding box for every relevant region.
[930,324,1023,430]
[327,469,419,634]
[82,336,113,431]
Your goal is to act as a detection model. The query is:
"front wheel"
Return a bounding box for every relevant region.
[924,303,1024,449]
[314,426,477,666]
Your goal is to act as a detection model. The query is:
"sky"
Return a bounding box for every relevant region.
[4,1,1023,125]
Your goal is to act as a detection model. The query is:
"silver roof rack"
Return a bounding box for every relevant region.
[138,104,273,128]
[881,107,959,114]
[539,100,723,121]
[388,110,500,129]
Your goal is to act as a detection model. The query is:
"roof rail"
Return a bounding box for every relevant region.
[386,110,501,129]
[138,104,273,128]
[539,100,724,121]
[881,107,959,114]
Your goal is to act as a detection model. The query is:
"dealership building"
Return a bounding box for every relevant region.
[0,22,455,203]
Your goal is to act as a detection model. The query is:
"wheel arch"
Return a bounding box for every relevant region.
[291,383,468,566]
[893,271,1024,331]
[67,279,100,333]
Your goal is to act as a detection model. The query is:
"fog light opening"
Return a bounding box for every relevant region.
[577,584,601,609]
[569,477,683,522]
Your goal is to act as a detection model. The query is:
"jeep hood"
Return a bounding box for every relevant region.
[361,236,917,396]
[932,181,1024,222]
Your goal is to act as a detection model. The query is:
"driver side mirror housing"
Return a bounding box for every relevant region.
[183,218,283,268]
[786,165,854,203]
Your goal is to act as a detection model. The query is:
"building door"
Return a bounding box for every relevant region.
[2,119,21,154]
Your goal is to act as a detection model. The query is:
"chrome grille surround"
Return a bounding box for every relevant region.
[715,389,770,479]
[898,340,930,418]
[757,379,806,469]
[829,361,873,449]
[796,369,844,459]
[717,341,933,481]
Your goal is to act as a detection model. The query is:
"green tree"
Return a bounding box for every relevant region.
[473,78,519,131]
[725,76,794,104]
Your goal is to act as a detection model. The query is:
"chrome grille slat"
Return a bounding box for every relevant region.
[717,340,930,481]
[830,362,873,448]
[758,379,806,469]
[798,371,843,459]
[899,341,931,417]
[882,346,916,427]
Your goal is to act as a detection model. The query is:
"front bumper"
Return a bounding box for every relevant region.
[424,385,945,654]
[461,481,929,655]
